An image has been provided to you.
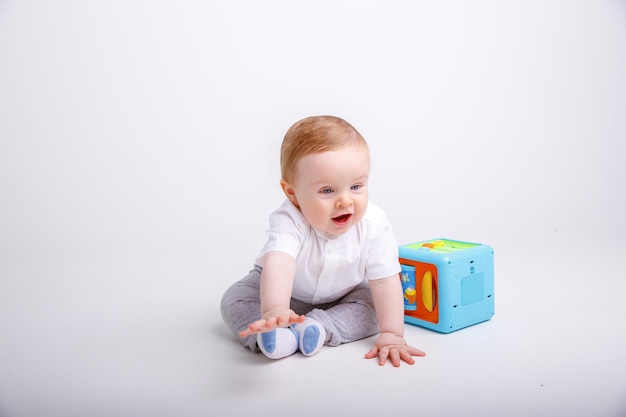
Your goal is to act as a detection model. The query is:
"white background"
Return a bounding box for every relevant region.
[1,1,625,416]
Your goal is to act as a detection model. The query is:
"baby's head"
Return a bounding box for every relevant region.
[280,116,369,185]
[279,116,371,235]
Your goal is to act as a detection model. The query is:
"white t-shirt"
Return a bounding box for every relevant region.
[255,200,401,304]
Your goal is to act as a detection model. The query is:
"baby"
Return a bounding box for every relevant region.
[220,115,425,366]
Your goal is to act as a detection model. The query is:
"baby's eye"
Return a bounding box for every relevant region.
[350,184,361,191]
[320,188,334,195]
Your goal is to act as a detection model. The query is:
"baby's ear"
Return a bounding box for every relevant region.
[280,179,299,207]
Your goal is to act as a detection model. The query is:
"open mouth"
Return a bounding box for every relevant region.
[332,214,352,225]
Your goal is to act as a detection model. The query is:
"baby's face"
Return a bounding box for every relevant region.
[284,144,370,236]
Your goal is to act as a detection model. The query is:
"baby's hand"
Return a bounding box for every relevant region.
[239,307,305,338]
[364,332,426,367]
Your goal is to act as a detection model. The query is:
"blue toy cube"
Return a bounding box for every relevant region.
[399,238,494,333]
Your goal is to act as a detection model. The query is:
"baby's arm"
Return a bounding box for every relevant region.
[365,274,426,366]
[239,251,305,338]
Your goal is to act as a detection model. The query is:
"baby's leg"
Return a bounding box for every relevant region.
[306,283,379,347]
[219,267,263,352]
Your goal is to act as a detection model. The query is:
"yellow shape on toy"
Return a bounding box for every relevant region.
[422,270,434,312]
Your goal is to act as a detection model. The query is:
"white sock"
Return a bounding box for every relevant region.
[257,327,298,360]
[293,318,326,356]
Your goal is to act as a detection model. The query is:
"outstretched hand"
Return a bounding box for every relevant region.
[364,332,426,367]
[239,307,305,338]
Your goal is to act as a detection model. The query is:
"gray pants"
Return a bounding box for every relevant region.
[220,266,380,352]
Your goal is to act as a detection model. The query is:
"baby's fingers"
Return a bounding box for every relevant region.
[239,325,258,338]
[289,313,306,325]
[364,345,380,360]
[238,318,275,337]
[399,349,416,365]
[377,346,391,366]
[407,346,427,357]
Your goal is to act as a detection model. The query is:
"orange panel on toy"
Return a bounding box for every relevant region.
[399,259,439,324]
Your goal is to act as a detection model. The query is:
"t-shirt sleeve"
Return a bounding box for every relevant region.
[364,207,401,280]
[254,201,305,267]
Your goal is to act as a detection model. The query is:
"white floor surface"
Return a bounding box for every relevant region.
[1,236,625,417]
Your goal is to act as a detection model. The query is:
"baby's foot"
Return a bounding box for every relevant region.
[257,327,299,359]
[293,318,326,356]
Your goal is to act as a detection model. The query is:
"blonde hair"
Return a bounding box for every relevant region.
[280,115,368,182]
